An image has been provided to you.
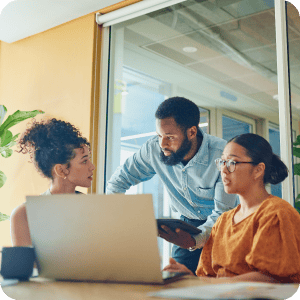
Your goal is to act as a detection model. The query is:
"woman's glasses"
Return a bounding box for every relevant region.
[215,158,256,173]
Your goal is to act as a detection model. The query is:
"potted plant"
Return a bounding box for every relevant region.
[0,105,44,221]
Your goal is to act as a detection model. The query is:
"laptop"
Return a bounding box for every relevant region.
[26,193,186,284]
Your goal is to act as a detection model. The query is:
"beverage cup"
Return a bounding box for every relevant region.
[1,246,35,281]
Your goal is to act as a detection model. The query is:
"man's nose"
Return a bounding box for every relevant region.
[160,137,169,148]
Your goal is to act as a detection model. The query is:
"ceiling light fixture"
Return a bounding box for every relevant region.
[183,47,197,53]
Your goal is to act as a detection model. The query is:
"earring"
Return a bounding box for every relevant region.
[64,176,67,180]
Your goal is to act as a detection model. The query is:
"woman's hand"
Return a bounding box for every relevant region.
[162,258,194,275]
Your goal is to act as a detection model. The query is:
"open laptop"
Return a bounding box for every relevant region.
[26,193,186,284]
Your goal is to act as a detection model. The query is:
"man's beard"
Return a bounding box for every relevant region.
[160,134,192,166]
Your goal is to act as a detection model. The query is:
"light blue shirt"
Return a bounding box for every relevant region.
[106,130,239,248]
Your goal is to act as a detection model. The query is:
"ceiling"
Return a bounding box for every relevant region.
[0,0,299,44]
[120,0,300,117]
[1,0,300,119]
[0,0,122,43]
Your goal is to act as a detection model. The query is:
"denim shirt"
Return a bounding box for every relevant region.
[106,130,239,248]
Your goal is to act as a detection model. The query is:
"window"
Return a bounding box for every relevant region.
[105,65,210,264]
[287,2,300,205]
[216,109,256,141]
[268,123,298,198]
[222,115,253,141]
[269,123,282,197]
[102,0,297,266]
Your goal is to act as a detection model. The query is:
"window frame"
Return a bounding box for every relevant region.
[216,109,257,139]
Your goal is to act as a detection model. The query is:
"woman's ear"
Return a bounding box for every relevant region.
[254,162,265,181]
[53,164,69,179]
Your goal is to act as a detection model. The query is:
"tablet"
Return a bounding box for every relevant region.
[157,219,202,235]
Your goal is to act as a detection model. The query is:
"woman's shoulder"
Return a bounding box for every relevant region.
[258,195,300,221]
[11,203,27,220]
[261,195,296,211]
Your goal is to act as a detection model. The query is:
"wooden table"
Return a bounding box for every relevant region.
[2,275,209,300]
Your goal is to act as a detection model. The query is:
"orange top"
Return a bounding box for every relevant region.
[196,195,300,283]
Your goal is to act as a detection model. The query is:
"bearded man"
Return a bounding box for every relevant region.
[106,97,238,274]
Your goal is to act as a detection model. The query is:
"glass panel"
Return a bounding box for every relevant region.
[106,60,210,265]
[107,66,170,211]
[222,115,252,141]
[268,122,298,199]
[268,123,282,198]
[199,107,210,134]
[105,0,289,266]
[286,2,300,208]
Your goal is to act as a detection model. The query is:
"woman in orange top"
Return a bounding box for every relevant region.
[163,133,300,283]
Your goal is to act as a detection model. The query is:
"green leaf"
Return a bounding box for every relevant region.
[294,163,300,176]
[0,105,7,126]
[0,139,17,153]
[0,129,13,147]
[295,198,300,211]
[0,212,10,222]
[1,149,13,158]
[12,133,20,141]
[294,135,300,146]
[0,109,44,133]
[0,170,7,188]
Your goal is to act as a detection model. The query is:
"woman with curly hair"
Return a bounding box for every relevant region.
[163,133,300,283]
[10,118,95,246]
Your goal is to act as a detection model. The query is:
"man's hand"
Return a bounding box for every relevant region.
[158,225,196,249]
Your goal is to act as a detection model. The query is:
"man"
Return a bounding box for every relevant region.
[106,97,238,273]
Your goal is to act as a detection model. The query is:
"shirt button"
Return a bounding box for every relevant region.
[182,169,185,172]
[198,211,200,213]
[183,187,187,191]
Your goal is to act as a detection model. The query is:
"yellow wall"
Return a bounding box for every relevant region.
[0,13,96,246]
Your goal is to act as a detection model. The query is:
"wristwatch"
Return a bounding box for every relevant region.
[188,245,197,251]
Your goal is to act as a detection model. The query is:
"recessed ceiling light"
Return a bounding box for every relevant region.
[183,47,197,53]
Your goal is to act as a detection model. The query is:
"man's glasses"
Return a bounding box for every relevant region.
[215,158,256,173]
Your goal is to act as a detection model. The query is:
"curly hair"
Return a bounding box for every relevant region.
[18,118,90,179]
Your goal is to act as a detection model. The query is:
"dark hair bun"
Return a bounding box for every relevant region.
[268,154,289,185]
